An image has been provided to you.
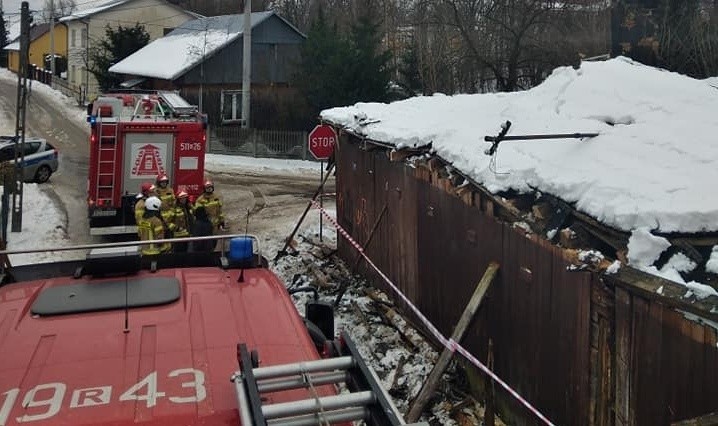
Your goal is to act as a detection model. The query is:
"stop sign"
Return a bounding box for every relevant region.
[308,124,337,160]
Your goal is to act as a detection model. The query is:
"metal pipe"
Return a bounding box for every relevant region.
[241,0,251,128]
[267,407,368,426]
[484,133,599,142]
[0,233,258,255]
[232,375,255,426]
[262,391,375,419]
[258,371,348,393]
[252,357,354,380]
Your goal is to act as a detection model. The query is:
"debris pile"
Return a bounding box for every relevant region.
[272,231,499,425]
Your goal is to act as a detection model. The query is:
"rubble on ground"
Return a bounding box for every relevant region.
[270,229,497,425]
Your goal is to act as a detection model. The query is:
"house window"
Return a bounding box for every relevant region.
[163,28,174,36]
[220,90,243,123]
[71,29,76,47]
[71,65,76,83]
[81,29,87,48]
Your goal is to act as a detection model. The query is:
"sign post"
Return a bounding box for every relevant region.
[308,125,337,242]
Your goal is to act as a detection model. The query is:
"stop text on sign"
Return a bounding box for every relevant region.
[308,124,337,160]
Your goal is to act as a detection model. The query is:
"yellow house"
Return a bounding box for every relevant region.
[5,23,68,74]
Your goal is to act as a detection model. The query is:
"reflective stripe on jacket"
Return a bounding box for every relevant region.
[137,215,171,255]
[155,187,176,211]
[196,192,224,227]
[172,204,194,238]
[134,198,146,224]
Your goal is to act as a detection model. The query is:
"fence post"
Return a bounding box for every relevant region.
[302,131,308,160]
[252,129,257,158]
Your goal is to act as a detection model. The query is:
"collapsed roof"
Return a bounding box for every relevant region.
[321,57,718,298]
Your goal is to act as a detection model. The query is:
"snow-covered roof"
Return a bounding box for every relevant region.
[59,0,131,22]
[3,23,62,51]
[3,41,20,51]
[108,12,275,80]
[322,58,718,234]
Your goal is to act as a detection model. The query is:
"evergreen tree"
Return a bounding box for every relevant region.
[88,24,150,91]
[346,7,391,103]
[0,8,8,68]
[398,41,422,96]
[295,8,354,115]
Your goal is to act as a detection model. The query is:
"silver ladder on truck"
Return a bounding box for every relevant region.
[232,331,427,426]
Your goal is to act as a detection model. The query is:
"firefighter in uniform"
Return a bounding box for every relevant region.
[195,180,226,230]
[137,196,174,255]
[171,189,194,253]
[134,182,154,225]
[154,174,176,222]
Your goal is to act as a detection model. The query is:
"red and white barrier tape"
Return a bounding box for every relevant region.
[310,199,556,426]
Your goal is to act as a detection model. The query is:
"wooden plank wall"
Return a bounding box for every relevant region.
[334,136,718,426]
[614,287,718,425]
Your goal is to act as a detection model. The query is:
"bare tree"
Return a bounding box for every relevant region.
[41,0,75,22]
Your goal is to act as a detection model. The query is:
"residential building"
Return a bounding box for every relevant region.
[60,0,196,101]
[4,22,68,74]
[109,11,306,130]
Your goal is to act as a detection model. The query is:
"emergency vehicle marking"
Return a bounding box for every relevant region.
[131,143,167,177]
[19,151,55,168]
[0,368,206,423]
[180,142,202,151]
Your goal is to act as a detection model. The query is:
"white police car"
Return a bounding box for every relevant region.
[0,136,59,183]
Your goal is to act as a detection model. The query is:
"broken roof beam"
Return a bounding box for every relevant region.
[605,267,718,323]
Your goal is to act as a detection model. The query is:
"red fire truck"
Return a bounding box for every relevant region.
[86,91,208,236]
[0,236,411,425]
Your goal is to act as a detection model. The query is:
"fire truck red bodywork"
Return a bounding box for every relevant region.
[0,260,338,425]
[87,92,208,236]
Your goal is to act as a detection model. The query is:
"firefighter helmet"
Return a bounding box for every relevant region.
[204,180,214,192]
[145,196,162,211]
[177,189,189,199]
[157,174,169,184]
[140,182,153,194]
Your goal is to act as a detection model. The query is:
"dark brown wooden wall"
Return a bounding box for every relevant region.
[334,134,718,426]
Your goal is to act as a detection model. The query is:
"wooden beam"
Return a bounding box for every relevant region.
[606,267,718,323]
[671,412,718,425]
[405,262,500,422]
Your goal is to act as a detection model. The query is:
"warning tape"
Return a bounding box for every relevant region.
[310,199,556,426]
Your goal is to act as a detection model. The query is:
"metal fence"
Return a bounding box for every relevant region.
[51,77,85,106]
[209,126,311,160]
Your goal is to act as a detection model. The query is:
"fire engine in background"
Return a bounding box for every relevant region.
[86,91,208,236]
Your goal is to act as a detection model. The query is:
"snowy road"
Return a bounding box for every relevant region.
[0,78,334,248]
[0,78,95,245]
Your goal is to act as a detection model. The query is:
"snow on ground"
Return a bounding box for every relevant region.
[0,70,476,424]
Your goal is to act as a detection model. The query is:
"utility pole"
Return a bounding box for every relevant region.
[12,1,31,232]
[49,0,55,83]
[241,0,251,128]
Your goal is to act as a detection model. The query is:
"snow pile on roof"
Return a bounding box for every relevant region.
[109,12,273,80]
[59,0,130,22]
[321,57,718,234]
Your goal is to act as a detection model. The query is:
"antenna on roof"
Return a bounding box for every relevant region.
[123,277,130,333]
[483,120,600,173]
[237,208,251,283]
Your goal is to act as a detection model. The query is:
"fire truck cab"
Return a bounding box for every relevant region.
[86,91,208,236]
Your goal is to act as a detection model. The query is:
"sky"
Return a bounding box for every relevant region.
[322,57,718,299]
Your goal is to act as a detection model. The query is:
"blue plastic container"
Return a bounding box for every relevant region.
[229,237,253,262]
